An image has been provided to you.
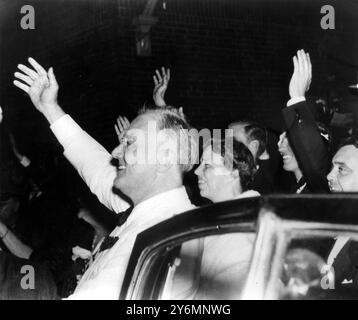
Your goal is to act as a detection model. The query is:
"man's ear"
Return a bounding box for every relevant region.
[248,140,259,157]
[156,139,177,173]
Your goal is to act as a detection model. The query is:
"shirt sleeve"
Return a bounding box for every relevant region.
[50,115,130,213]
[287,96,306,107]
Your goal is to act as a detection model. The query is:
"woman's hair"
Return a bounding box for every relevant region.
[212,138,257,192]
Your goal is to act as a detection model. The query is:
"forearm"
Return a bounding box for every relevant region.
[154,98,166,108]
[40,103,66,125]
[50,115,130,213]
[0,224,33,259]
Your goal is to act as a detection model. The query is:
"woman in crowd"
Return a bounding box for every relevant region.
[195,138,260,202]
[168,138,260,300]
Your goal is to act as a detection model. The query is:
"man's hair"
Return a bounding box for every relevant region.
[138,105,198,173]
[213,139,257,192]
[339,136,358,150]
[229,120,268,161]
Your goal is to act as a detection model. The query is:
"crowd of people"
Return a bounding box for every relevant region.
[0,48,357,299]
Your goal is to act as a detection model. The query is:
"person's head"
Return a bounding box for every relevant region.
[228,121,269,162]
[327,137,358,192]
[277,132,301,175]
[194,139,256,202]
[278,123,331,181]
[111,106,197,205]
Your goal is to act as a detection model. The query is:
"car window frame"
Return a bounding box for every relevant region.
[119,197,263,300]
[256,218,358,299]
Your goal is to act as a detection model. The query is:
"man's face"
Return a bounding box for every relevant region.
[327,145,358,192]
[111,113,158,200]
[277,132,299,173]
[194,145,235,202]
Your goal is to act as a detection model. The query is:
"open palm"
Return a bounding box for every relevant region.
[14,57,59,113]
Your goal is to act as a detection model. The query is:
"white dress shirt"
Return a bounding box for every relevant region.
[70,186,194,300]
[51,115,130,213]
[50,115,195,299]
[327,236,350,267]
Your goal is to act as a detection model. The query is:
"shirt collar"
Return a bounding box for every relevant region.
[125,186,194,227]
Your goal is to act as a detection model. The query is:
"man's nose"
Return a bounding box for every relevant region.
[194,164,202,176]
[112,144,124,159]
[326,169,334,182]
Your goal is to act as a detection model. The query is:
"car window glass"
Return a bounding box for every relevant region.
[278,236,358,300]
[158,232,256,300]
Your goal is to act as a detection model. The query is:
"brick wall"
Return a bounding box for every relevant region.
[0,0,356,158]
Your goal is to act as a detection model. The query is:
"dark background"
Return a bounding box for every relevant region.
[0,0,358,160]
[2,0,358,297]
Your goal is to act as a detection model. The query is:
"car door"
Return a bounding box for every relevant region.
[119,197,264,300]
[244,195,358,300]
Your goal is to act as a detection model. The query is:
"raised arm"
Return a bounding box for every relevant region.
[0,220,33,259]
[14,58,129,212]
[282,49,330,193]
[153,67,170,107]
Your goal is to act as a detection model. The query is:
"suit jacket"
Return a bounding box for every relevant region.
[282,101,330,193]
[332,240,358,293]
[253,160,277,195]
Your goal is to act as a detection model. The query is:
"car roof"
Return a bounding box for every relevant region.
[264,194,358,224]
[137,194,358,243]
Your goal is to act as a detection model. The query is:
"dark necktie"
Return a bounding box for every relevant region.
[98,206,133,253]
[117,206,134,226]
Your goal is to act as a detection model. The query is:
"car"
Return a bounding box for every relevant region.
[119,194,358,300]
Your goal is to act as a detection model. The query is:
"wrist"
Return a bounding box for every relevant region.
[42,103,66,125]
[155,99,166,108]
[0,224,8,239]
[287,96,306,107]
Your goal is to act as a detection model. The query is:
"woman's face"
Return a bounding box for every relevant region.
[194,145,235,202]
[278,132,299,173]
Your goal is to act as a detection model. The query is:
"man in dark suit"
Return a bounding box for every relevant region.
[282,51,358,195]
[279,49,330,194]
[281,49,358,293]
[228,120,279,194]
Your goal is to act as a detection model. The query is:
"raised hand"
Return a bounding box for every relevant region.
[289,49,312,99]
[153,67,170,107]
[14,58,64,124]
[14,58,58,112]
[114,115,130,142]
